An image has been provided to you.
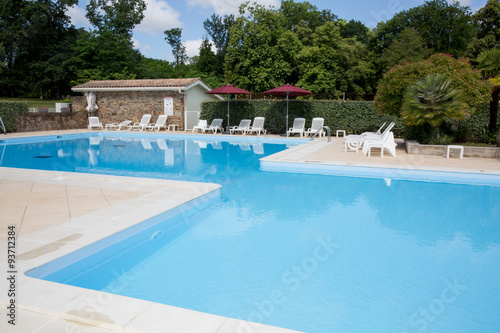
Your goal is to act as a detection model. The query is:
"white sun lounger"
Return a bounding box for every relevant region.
[362,131,397,158]
[105,120,132,131]
[192,120,208,133]
[344,122,395,153]
[305,118,324,137]
[287,118,306,137]
[230,119,251,135]
[146,115,168,132]
[128,115,152,131]
[88,117,103,130]
[246,117,267,135]
[206,119,223,134]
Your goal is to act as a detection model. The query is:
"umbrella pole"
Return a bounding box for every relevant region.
[227,94,230,133]
[286,92,290,134]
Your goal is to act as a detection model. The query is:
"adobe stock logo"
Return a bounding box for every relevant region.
[404,278,467,333]
[367,0,403,27]
[236,236,340,333]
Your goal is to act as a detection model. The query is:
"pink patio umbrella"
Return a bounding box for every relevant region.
[205,84,253,132]
[262,83,313,133]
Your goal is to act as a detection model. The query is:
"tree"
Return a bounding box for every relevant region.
[375,54,491,117]
[467,0,500,58]
[340,20,370,44]
[203,14,234,75]
[225,3,302,92]
[164,28,187,66]
[402,73,468,129]
[297,22,374,99]
[86,0,146,38]
[280,0,337,32]
[136,57,174,79]
[0,0,79,98]
[477,49,500,139]
[380,28,432,70]
[370,0,474,58]
[69,29,141,85]
[196,38,218,75]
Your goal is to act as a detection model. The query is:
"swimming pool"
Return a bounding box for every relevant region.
[3,133,500,332]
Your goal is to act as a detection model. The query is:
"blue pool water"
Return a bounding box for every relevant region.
[4,134,500,332]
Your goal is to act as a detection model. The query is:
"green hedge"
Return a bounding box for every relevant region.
[0,101,29,133]
[201,100,404,136]
[201,100,495,141]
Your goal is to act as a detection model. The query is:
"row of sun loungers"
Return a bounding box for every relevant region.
[192,117,326,137]
[88,115,168,132]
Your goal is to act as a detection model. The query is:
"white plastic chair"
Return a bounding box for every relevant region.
[88,117,103,130]
[192,120,208,133]
[128,115,151,131]
[305,118,324,137]
[287,118,306,137]
[362,131,397,158]
[146,115,168,132]
[206,119,223,134]
[246,117,266,135]
[230,119,252,134]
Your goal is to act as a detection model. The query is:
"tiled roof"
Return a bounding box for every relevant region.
[72,78,203,90]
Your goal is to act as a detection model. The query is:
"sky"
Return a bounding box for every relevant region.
[67,0,489,62]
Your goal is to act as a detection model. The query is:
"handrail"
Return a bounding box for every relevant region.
[0,116,6,135]
[310,126,331,142]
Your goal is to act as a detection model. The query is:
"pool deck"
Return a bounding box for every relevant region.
[1,129,499,333]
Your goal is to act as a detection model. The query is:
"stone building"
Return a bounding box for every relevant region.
[71,78,221,131]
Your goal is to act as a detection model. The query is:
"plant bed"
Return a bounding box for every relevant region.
[405,140,500,158]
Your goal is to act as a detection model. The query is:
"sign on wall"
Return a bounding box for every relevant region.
[164,96,174,116]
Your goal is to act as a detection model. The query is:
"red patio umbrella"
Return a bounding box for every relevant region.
[262,83,313,132]
[205,84,253,132]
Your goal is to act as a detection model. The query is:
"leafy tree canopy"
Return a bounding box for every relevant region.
[69,29,141,85]
[467,0,500,57]
[477,48,500,135]
[340,19,370,44]
[380,28,432,70]
[0,0,78,98]
[280,0,338,31]
[86,0,146,38]
[297,22,374,99]
[370,0,474,58]
[225,3,302,92]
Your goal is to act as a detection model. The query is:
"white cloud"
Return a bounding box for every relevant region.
[184,39,204,57]
[67,4,91,28]
[183,39,218,57]
[135,0,182,35]
[186,0,280,15]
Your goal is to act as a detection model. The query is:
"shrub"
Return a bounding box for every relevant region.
[0,101,29,132]
[375,53,491,117]
[401,73,468,127]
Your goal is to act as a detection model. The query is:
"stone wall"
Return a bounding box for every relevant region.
[16,110,87,132]
[80,91,185,131]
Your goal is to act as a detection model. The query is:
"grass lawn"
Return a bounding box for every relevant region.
[0,97,69,109]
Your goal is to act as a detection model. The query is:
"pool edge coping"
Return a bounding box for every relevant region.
[0,167,302,333]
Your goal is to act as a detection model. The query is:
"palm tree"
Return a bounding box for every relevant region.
[477,49,500,146]
[401,74,468,140]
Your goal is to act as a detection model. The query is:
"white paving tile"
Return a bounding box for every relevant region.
[124,303,227,333]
